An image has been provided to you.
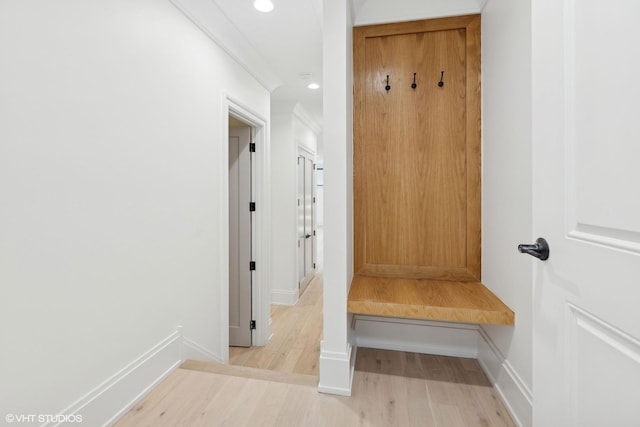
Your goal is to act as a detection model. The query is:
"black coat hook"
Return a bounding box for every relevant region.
[385,75,391,92]
[438,71,445,88]
[411,73,417,89]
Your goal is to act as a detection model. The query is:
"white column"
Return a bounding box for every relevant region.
[318,0,355,395]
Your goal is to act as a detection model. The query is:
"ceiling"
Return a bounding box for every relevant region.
[180,0,487,132]
[213,0,324,127]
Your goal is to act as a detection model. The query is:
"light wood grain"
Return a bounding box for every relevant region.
[229,273,323,376]
[347,275,515,325]
[114,347,515,427]
[353,15,482,281]
[180,359,318,387]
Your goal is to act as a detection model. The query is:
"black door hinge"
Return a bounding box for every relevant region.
[249,143,256,152]
[249,202,256,212]
[250,320,256,330]
[250,261,256,271]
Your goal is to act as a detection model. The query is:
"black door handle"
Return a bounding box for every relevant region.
[305,234,311,239]
[518,238,550,261]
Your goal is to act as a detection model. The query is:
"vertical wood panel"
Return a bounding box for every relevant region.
[353,15,481,281]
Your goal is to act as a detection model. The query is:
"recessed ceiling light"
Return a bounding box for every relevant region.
[253,0,274,13]
[308,82,320,90]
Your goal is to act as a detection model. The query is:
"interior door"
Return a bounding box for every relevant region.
[532,1,640,425]
[229,125,252,347]
[297,156,306,285]
[304,157,315,279]
[297,151,315,294]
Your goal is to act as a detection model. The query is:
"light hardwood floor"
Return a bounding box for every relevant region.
[114,273,515,426]
[229,273,323,377]
[114,347,515,427]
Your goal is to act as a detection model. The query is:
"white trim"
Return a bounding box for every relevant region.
[182,336,223,363]
[221,94,272,350]
[353,8,482,27]
[568,227,640,256]
[477,328,533,427]
[318,342,355,396]
[352,317,532,425]
[46,329,224,427]
[272,101,321,135]
[168,0,282,92]
[47,330,181,427]
[293,104,322,135]
[296,147,317,294]
[271,289,299,306]
[354,315,480,358]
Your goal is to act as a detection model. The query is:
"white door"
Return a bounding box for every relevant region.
[297,156,306,285]
[297,152,316,294]
[229,125,252,347]
[532,1,640,425]
[304,157,315,278]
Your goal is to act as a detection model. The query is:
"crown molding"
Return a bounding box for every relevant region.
[272,101,321,134]
[293,103,321,135]
[169,0,282,92]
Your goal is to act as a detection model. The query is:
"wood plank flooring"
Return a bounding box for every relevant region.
[113,272,515,426]
[114,348,515,427]
[229,273,323,376]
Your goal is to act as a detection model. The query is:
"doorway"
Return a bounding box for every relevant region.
[297,148,316,295]
[228,115,254,347]
[222,95,271,357]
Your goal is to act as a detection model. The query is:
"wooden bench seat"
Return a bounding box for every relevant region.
[347,276,515,326]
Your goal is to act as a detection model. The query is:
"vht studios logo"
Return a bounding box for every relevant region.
[5,413,83,423]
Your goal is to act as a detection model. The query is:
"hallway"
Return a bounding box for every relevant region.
[114,273,515,426]
[114,348,515,426]
[229,273,323,377]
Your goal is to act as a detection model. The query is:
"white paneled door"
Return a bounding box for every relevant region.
[297,151,315,295]
[532,1,640,425]
[229,125,252,347]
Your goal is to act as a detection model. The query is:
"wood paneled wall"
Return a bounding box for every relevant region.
[353,15,481,281]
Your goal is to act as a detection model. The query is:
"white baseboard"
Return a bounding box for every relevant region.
[354,315,480,358]
[318,341,355,396]
[48,328,221,427]
[354,316,531,425]
[47,330,182,427]
[182,335,223,363]
[477,328,532,427]
[271,289,298,306]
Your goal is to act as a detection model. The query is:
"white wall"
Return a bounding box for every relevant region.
[319,0,355,396]
[270,108,298,305]
[294,110,319,156]
[480,0,533,425]
[0,1,269,424]
[270,103,318,305]
[353,0,483,26]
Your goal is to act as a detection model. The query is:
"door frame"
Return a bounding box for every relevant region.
[297,146,316,294]
[228,124,252,347]
[220,94,271,362]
